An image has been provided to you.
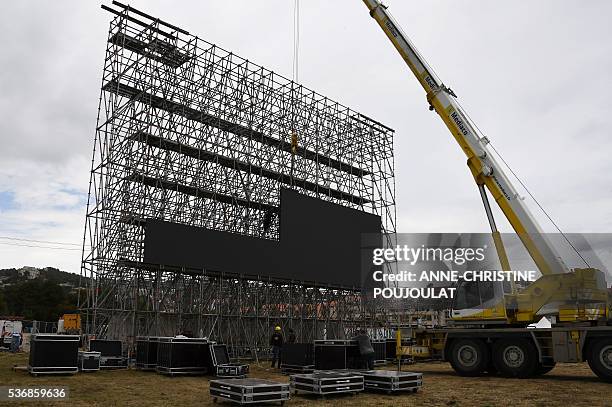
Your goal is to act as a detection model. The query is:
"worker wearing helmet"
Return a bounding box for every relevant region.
[270,325,284,368]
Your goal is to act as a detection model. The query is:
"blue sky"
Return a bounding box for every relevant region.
[0,191,17,211]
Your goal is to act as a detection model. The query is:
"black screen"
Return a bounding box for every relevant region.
[90,339,122,357]
[144,188,381,287]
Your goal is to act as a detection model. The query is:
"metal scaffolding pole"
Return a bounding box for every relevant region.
[81,3,396,357]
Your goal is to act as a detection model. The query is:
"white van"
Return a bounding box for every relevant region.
[1,320,23,348]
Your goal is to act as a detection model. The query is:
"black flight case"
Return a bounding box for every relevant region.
[210,378,289,405]
[28,334,79,375]
[205,343,249,378]
[342,369,423,393]
[290,371,364,396]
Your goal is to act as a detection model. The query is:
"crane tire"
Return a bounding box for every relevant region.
[449,338,489,376]
[492,338,538,378]
[587,338,612,383]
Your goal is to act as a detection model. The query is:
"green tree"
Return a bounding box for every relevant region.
[0,289,8,315]
[4,280,70,321]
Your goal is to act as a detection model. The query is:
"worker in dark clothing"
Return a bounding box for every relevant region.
[10,332,21,353]
[287,328,296,344]
[270,326,284,368]
[353,329,375,370]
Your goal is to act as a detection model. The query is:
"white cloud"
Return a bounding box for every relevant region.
[0,157,89,273]
[0,0,611,273]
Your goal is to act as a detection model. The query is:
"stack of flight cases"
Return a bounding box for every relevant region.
[290,371,364,397]
[313,339,360,370]
[156,337,209,376]
[210,379,289,405]
[90,339,127,369]
[341,370,423,394]
[28,334,79,376]
[205,343,249,378]
[135,336,159,370]
[280,343,314,374]
[78,351,101,372]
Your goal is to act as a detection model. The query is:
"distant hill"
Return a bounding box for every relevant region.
[0,267,88,321]
[0,266,87,289]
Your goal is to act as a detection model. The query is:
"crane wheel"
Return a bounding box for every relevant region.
[587,338,612,382]
[449,338,489,376]
[492,338,538,378]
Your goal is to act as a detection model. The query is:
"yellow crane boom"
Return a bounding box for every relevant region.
[362,0,608,324]
[363,0,568,276]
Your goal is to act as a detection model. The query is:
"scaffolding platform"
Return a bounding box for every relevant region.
[82,2,396,354]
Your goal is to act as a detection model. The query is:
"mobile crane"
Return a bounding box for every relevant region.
[362,0,612,380]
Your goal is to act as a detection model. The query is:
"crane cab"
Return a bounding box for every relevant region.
[451,279,512,324]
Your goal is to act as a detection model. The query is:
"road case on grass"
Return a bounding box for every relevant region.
[281,343,314,374]
[28,334,79,375]
[100,356,128,369]
[342,369,423,393]
[281,364,314,374]
[156,337,209,375]
[78,351,101,372]
[206,343,249,378]
[90,339,122,357]
[290,371,364,396]
[313,339,360,370]
[210,378,289,405]
[371,340,387,365]
[136,336,161,370]
[90,339,127,369]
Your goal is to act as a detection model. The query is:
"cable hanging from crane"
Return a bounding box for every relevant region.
[289,0,300,187]
[292,0,300,83]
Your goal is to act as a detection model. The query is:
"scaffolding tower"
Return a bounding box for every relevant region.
[81,3,396,356]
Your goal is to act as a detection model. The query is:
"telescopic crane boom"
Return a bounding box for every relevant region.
[363,0,566,276]
[363,0,608,324]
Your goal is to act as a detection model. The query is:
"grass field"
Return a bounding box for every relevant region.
[1,352,610,406]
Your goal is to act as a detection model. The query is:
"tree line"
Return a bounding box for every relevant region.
[0,280,81,322]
